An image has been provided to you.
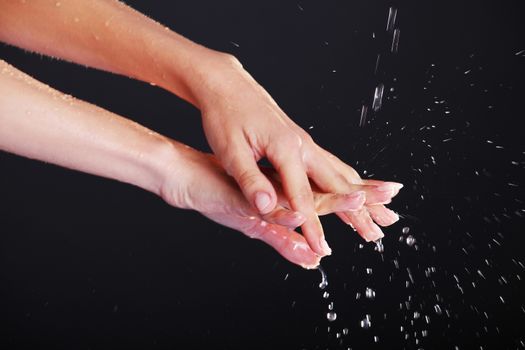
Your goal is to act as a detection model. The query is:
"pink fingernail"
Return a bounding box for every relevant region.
[255,192,272,214]
[390,182,404,191]
[348,191,366,209]
[375,183,395,192]
[389,211,400,223]
[365,225,384,242]
[349,190,366,198]
[319,237,332,256]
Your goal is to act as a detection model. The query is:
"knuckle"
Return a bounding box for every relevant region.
[236,169,262,189]
[289,190,314,212]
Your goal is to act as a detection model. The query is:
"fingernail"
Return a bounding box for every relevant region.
[302,262,321,270]
[366,225,384,242]
[319,237,332,256]
[375,183,395,192]
[390,182,404,191]
[255,192,272,214]
[389,211,400,223]
[347,191,366,210]
[348,190,366,198]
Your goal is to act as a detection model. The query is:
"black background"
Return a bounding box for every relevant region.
[1,0,524,349]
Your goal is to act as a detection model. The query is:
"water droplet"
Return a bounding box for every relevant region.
[372,83,385,112]
[366,268,373,274]
[343,328,349,335]
[318,265,328,289]
[391,29,401,53]
[360,314,372,329]
[386,7,398,32]
[365,287,376,300]
[434,304,443,315]
[374,238,384,253]
[323,291,329,299]
[406,235,416,246]
[328,302,334,310]
[327,312,337,322]
[359,105,368,127]
[55,2,61,7]
[402,226,410,234]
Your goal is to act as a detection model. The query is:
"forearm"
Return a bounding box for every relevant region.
[0,0,229,107]
[0,59,179,195]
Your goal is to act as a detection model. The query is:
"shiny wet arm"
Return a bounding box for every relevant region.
[0,0,226,108]
[0,59,180,195]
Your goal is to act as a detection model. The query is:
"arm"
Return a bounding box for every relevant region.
[0,0,220,107]
[0,0,403,257]
[0,59,174,195]
[0,59,373,268]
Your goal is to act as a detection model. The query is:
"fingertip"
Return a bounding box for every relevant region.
[255,191,275,214]
[362,224,385,242]
[346,191,366,210]
[303,216,331,257]
[263,209,306,229]
[319,236,332,256]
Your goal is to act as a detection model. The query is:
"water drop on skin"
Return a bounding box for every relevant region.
[327,312,337,322]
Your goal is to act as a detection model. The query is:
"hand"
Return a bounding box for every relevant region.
[191,55,403,257]
[159,144,396,269]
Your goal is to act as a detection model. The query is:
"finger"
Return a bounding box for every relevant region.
[315,146,364,184]
[263,164,397,206]
[363,179,404,197]
[343,209,385,242]
[314,191,366,215]
[367,205,399,227]
[306,156,396,205]
[273,155,331,257]
[262,207,306,229]
[222,146,277,215]
[243,220,321,269]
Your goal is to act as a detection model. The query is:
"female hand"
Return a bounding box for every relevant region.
[191,55,403,257]
[160,145,401,269]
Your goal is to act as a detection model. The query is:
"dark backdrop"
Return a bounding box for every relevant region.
[1,1,524,349]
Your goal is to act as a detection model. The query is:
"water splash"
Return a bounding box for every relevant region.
[391,28,401,53]
[318,265,328,289]
[372,83,385,112]
[386,7,398,32]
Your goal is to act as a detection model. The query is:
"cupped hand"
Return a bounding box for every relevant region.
[192,55,402,257]
[159,145,396,269]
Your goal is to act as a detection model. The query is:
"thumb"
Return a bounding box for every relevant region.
[223,149,277,215]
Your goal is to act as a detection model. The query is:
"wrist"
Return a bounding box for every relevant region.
[153,139,198,210]
[158,42,244,110]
